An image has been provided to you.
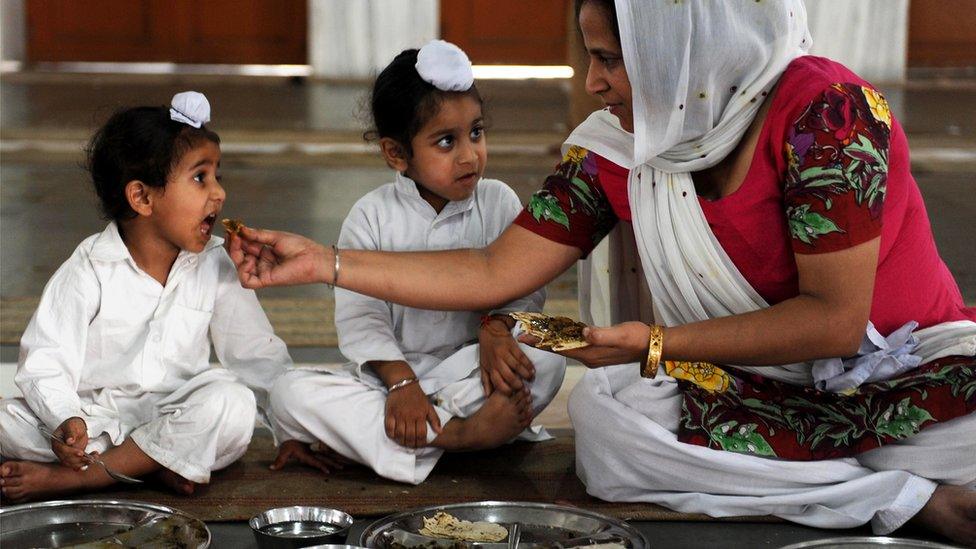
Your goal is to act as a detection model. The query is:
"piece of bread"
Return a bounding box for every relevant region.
[419,512,508,542]
[221,218,244,235]
[510,312,590,351]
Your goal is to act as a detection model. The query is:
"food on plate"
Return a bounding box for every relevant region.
[418,511,508,542]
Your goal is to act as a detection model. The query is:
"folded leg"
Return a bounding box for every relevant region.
[567,365,965,535]
[128,376,257,484]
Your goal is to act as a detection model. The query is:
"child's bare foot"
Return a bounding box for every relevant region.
[152,468,196,495]
[435,388,534,451]
[910,484,976,547]
[0,460,97,502]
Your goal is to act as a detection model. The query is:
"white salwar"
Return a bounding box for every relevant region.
[0,223,291,483]
[567,0,976,535]
[271,174,566,485]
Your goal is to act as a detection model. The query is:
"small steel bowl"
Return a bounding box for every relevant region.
[249,506,353,549]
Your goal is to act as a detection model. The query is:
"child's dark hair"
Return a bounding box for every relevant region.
[365,48,483,155]
[575,0,620,43]
[86,106,220,221]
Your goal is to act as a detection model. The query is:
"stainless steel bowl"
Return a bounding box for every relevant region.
[777,536,959,548]
[249,506,354,549]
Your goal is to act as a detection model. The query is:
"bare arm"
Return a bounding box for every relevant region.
[228,223,582,311]
[560,237,878,367]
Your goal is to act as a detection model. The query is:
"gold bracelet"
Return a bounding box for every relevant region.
[641,324,664,379]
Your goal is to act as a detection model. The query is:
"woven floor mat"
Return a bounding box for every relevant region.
[37,430,780,523]
[0,296,580,347]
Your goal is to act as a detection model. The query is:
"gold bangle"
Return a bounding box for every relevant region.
[642,324,664,378]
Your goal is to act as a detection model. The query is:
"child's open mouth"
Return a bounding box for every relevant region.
[456,172,478,186]
[200,213,217,236]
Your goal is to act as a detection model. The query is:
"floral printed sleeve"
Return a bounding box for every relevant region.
[513,145,618,258]
[784,83,892,254]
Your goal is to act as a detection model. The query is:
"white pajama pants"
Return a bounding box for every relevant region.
[270,343,566,485]
[0,370,257,483]
[569,364,976,535]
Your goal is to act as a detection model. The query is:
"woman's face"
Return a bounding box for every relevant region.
[579,2,633,132]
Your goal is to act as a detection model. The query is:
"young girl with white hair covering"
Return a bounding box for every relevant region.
[227,2,974,544]
[268,40,566,485]
[0,92,292,501]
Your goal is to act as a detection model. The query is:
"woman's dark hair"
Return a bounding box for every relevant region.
[85,106,220,221]
[575,0,620,43]
[365,48,483,155]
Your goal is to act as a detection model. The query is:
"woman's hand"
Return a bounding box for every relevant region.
[225,226,330,289]
[52,417,89,471]
[479,319,535,396]
[521,321,651,368]
[385,383,442,448]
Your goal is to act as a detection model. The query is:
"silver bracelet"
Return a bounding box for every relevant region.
[328,244,340,290]
[387,376,418,392]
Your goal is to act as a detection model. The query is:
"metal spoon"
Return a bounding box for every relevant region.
[38,425,144,484]
[507,523,521,549]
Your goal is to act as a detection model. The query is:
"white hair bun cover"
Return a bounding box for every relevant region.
[415,40,474,92]
[169,91,211,128]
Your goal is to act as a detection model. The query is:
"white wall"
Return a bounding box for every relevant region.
[805,0,909,84]
[308,0,439,80]
[1,0,26,63]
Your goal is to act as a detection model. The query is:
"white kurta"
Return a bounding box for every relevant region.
[271,173,566,484]
[0,222,291,483]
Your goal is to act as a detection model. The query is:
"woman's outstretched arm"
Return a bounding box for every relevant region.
[226,223,582,311]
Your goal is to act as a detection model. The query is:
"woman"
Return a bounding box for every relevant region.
[228,1,975,544]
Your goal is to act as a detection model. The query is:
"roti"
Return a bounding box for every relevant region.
[509,312,589,352]
[418,512,508,542]
[221,218,244,235]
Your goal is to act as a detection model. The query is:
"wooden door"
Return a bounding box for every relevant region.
[440,0,568,65]
[908,0,976,67]
[26,0,306,64]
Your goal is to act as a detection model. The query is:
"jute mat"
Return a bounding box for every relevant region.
[0,297,580,348]
[46,430,779,523]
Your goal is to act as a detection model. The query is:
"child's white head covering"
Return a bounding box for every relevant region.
[169,91,211,128]
[415,40,474,92]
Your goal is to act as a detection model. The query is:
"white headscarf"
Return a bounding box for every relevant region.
[571,0,811,171]
[569,1,816,383]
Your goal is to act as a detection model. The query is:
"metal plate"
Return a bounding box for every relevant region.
[0,499,211,548]
[777,537,960,549]
[360,501,648,549]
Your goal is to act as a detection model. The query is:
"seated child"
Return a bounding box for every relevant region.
[0,92,291,501]
[270,41,567,484]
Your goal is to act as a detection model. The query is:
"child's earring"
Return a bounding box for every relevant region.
[379,137,408,172]
[125,180,153,216]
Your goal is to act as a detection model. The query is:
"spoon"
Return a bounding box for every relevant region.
[38,425,144,484]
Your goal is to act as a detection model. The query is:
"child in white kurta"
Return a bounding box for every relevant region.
[0,93,290,501]
[270,41,566,484]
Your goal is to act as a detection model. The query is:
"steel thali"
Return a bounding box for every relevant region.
[0,499,210,548]
[360,501,648,549]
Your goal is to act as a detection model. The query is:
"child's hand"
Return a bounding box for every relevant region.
[385,383,442,449]
[52,417,89,471]
[269,439,349,474]
[479,318,535,396]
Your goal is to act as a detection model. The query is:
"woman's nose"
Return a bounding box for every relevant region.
[584,59,607,97]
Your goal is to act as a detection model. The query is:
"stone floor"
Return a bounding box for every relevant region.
[1,70,974,548]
